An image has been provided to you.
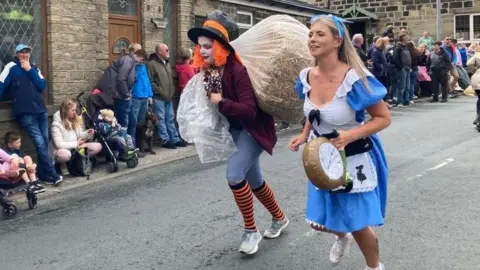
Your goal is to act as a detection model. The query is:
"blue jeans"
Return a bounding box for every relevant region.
[226,128,264,189]
[409,70,418,101]
[113,98,132,128]
[127,98,148,138]
[396,68,410,105]
[152,99,180,144]
[17,112,58,181]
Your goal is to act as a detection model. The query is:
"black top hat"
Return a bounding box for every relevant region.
[188,10,239,53]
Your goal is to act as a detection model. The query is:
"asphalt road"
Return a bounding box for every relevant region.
[1,97,480,270]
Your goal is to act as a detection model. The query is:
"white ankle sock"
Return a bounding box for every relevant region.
[366,263,384,270]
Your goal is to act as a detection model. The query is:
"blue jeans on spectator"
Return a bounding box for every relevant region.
[113,98,132,128]
[127,98,148,138]
[152,99,180,144]
[17,112,58,182]
[396,68,410,105]
[226,128,264,189]
[409,70,418,101]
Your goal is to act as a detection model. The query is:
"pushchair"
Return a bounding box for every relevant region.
[0,177,38,220]
[76,92,139,173]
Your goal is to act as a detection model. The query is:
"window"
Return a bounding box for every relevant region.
[195,16,206,28]
[237,11,253,36]
[454,14,480,41]
[0,0,44,72]
[108,0,138,16]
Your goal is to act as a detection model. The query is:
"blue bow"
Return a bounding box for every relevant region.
[310,14,352,38]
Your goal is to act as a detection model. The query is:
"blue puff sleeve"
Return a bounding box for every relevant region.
[346,76,387,123]
[294,75,305,100]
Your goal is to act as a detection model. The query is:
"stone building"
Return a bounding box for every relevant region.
[194,0,331,33]
[0,0,197,152]
[0,0,331,153]
[304,0,480,44]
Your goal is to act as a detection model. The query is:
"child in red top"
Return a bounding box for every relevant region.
[175,47,196,95]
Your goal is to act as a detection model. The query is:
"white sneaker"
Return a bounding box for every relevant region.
[264,216,289,239]
[239,230,262,255]
[329,233,354,264]
[364,263,385,270]
[409,101,415,105]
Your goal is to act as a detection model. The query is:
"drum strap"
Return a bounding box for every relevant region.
[313,130,373,157]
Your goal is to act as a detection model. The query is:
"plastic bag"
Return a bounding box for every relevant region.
[231,15,312,124]
[177,72,237,164]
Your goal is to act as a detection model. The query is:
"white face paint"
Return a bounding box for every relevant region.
[198,36,214,65]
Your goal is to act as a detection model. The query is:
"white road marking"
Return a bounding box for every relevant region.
[406,157,454,181]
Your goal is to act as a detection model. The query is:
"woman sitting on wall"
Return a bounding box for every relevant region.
[51,99,102,175]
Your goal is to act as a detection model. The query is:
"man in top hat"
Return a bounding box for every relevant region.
[186,10,289,255]
[0,44,63,185]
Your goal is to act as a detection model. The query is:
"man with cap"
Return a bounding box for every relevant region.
[186,10,289,255]
[0,44,63,185]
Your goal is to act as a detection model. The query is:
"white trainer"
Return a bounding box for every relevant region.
[264,216,289,239]
[239,230,262,255]
[329,233,354,264]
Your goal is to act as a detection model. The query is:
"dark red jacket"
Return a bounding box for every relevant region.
[175,62,195,94]
[219,54,277,155]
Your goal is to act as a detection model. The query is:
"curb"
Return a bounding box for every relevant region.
[10,126,302,206]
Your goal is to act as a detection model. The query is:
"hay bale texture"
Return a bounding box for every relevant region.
[231,15,311,124]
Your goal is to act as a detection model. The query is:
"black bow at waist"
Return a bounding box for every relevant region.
[312,128,373,157]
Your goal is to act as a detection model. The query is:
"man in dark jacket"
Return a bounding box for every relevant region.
[392,34,412,107]
[97,44,144,128]
[0,44,62,185]
[427,41,453,103]
[147,43,187,149]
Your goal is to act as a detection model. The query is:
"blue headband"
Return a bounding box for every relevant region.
[309,14,352,38]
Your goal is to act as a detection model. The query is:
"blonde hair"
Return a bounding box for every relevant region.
[100,109,114,118]
[311,17,369,88]
[128,43,141,53]
[375,37,388,50]
[475,46,480,53]
[60,99,82,131]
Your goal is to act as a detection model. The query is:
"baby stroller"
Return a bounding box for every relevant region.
[76,92,139,173]
[0,178,38,220]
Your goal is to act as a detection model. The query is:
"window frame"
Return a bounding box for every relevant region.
[236,10,253,29]
[454,13,480,42]
[0,0,48,108]
[108,0,140,19]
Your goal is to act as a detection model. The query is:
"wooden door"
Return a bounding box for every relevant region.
[108,19,139,63]
[107,0,141,64]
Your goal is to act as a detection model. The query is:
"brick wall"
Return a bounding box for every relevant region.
[46,0,109,105]
[307,0,480,41]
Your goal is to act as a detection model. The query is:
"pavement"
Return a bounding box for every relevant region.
[1,95,479,270]
[8,126,299,205]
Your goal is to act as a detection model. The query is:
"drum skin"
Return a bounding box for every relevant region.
[302,137,346,190]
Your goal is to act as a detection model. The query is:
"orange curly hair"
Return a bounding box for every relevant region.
[192,40,229,69]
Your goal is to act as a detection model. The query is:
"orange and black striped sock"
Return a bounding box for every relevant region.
[229,180,257,231]
[252,182,285,221]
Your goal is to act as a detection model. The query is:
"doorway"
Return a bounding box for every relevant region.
[347,20,367,50]
[108,0,141,64]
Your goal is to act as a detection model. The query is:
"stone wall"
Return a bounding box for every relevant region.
[46,0,109,105]
[142,0,165,52]
[306,0,480,41]
[177,0,195,49]
[194,0,310,44]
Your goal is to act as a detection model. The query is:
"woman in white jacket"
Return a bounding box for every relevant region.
[51,99,102,173]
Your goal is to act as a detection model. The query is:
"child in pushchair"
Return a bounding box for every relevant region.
[76,92,139,173]
[0,131,45,218]
[97,109,139,170]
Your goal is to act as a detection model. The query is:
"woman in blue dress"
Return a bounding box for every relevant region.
[289,15,391,270]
